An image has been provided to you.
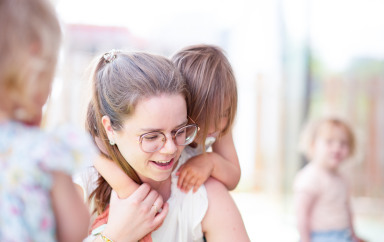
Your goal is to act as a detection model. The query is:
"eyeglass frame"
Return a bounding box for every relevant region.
[137,116,200,153]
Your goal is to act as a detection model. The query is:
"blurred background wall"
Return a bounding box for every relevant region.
[44,0,384,240]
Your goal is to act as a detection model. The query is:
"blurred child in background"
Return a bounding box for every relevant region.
[0,0,95,240]
[293,117,365,242]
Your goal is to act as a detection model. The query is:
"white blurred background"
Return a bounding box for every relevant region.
[45,0,384,241]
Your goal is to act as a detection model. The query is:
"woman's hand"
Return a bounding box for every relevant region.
[176,154,214,193]
[102,184,168,242]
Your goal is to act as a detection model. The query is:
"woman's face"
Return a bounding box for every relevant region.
[112,94,187,183]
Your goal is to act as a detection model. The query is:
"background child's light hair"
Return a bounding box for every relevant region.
[0,0,61,121]
[299,116,356,160]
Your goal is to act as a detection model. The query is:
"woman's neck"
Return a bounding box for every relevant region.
[141,177,172,201]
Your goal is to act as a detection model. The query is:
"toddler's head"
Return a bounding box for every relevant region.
[0,0,61,125]
[172,44,237,146]
[300,117,355,170]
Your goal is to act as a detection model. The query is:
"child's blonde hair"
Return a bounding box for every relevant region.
[0,0,61,122]
[172,44,238,147]
[299,116,356,160]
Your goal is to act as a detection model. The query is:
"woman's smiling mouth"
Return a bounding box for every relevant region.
[150,158,175,170]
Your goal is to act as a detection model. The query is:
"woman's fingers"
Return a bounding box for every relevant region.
[151,194,164,214]
[105,185,166,241]
[153,202,169,228]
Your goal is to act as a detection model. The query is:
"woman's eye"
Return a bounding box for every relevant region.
[176,129,186,136]
[144,135,159,140]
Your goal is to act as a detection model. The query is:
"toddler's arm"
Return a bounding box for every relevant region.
[177,131,240,192]
[294,191,315,242]
[209,131,241,189]
[347,195,365,242]
[94,155,139,198]
[51,171,90,242]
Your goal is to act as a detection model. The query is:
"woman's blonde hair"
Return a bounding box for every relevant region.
[172,44,238,147]
[87,51,188,215]
[0,0,61,122]
[299,116,356,160]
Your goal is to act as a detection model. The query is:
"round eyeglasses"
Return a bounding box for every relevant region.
[138,124,199,153]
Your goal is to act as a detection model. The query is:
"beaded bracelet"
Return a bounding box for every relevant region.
[100,233,114,242]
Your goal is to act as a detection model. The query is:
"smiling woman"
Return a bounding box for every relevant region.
[102,94,190,182]
[74,50,250,242]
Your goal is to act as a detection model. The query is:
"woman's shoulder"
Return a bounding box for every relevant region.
[202,178,250,241]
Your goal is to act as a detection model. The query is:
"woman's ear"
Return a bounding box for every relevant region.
[102,115,115,145]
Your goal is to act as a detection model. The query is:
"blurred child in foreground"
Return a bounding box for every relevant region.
[0,0,95,240]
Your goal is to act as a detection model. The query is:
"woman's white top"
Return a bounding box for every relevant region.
[74,141,213,242]
[150,146,208,242]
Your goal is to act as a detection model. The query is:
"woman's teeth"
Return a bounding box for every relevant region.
[156,159,170,163]
[154,159,172,166]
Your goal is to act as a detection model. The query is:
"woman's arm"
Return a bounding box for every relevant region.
[51,171,90,242]
[202,178,250,242]
[177,131,241,192]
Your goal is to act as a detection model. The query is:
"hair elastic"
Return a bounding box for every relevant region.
[103,49,119,63]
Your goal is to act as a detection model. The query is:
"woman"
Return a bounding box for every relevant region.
[75,50,250,242]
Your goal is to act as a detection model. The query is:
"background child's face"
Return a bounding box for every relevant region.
[17,61,54,125]
[311,124,351,170]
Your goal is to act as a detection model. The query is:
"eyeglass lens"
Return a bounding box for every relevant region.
[140,125,198,152]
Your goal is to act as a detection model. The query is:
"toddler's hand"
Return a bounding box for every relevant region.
[176,154,214,193]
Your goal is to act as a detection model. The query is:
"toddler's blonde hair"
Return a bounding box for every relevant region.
[0,0,61,122]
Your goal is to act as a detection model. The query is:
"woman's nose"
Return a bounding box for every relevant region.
[160,135,178,154]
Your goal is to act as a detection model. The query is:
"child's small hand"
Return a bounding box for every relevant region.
[176,154,214,193]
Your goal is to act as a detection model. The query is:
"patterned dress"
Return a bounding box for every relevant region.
[0,121,96,241]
